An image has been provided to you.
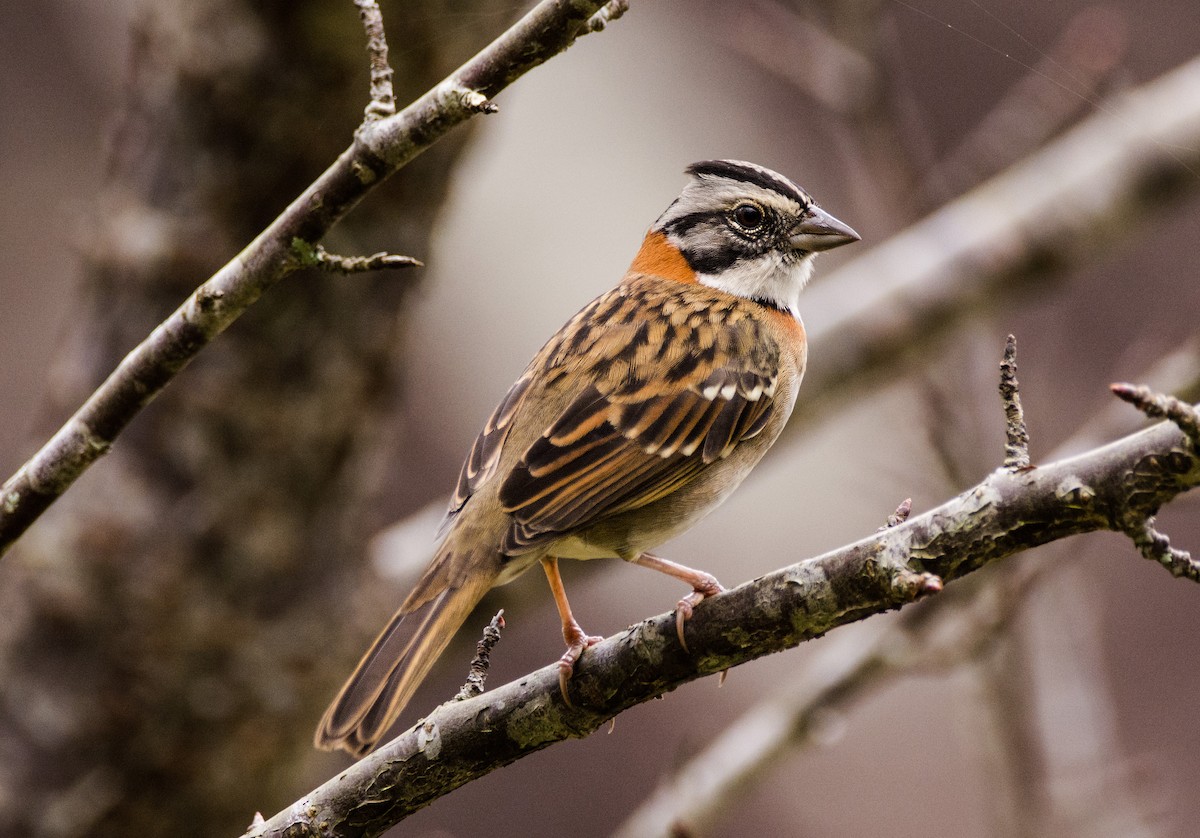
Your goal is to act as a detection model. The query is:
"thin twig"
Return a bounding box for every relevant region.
[882,497,913,529]
[1000,334,1032,470]
[585,0,630,33]
[0,0,620,560]
[1121,516,1200,581]
[301,243,423,274]
[1110,382,1200,448]
[455,611,506,701]
[355,0,396,120]
[1109,383,1200,578]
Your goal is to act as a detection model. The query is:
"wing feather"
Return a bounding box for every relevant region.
[493,279,786,554]
[443,372,533,532]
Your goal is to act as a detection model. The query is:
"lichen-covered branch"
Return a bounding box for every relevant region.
[247,401,1200,837]
[0,0,618,559]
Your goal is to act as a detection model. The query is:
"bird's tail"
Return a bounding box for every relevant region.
[314,547,497,757]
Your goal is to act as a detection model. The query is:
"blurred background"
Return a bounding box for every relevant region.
[1,1,1199,836]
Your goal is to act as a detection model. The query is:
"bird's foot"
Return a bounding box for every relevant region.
[674,572,725,653]
[557,622,603,707]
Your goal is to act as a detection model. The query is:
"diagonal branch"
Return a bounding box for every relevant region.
[613,349,1200,838]
[615,559,1044,838]
[247,402,1200,837]
[794,54,1200,426]
[0,0,621,559]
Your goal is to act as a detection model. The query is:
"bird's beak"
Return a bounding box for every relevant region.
[790,207,860,252]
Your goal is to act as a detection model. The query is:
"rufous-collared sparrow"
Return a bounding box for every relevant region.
[316,160,860,757]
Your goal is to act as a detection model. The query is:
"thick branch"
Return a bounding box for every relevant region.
[614,563,1041,838]
[248,412,1200,837]
[0,0,617,558]
[614,354,1200,837]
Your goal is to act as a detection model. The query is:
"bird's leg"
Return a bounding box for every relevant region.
[541,557,603,706]
[632,553,725,653]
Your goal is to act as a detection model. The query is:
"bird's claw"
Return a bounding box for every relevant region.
[674,576,726,653]
[557,632,603,707]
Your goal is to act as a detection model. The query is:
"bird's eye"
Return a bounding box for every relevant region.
[732,203,765,231]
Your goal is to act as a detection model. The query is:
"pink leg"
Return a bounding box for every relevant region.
[632,553,725,653]
[541,557,603,706]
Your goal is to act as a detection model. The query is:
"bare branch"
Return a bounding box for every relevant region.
[1109,383,1200,579]
[585,0,630,33]
[1110,382,1200,448]
[1121,516,1199,581]
[794,54,1200,427]
[0,0,621,559]
[614,350,1200,838]
[247,407,1200,837]
[355,0,396,120]
[882,497,913,529]
[1000,334,1032,470]
[299,243,423,274]
[454,611,506,702]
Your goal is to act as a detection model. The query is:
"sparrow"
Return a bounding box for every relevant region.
[315,160,859,757]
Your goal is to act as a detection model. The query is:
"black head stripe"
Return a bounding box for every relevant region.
[662,210,719,237]
[683,245,741,276]
[685,160,809,207]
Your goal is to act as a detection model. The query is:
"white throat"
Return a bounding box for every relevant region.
[697,254,816,317]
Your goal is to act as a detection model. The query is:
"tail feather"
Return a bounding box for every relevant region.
[315,552,496,757]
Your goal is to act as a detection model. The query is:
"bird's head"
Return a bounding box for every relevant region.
[635,159,859,316]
